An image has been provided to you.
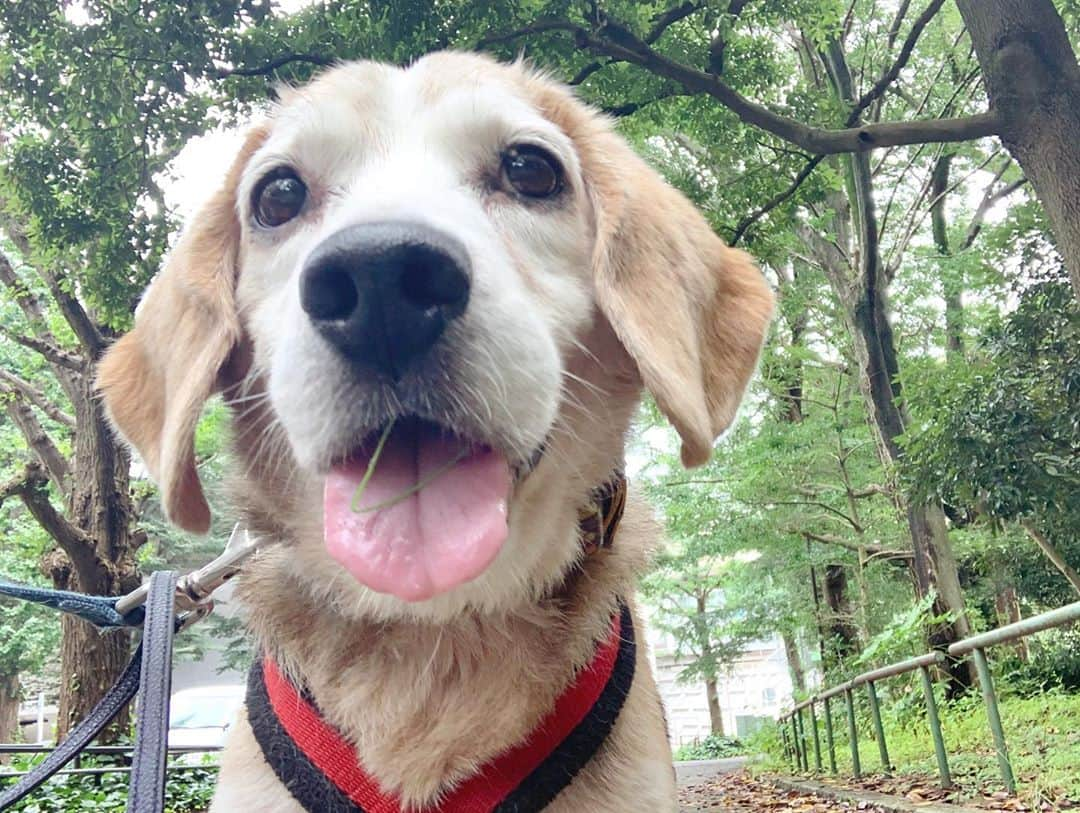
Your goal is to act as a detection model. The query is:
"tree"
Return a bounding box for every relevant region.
[957,0,1080,298]
[905,273,1080,597]
[641,484,770,736]
[0,1,260,739]
[0,516,60,743]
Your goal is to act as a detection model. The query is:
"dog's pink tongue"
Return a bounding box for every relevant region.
[323,426,511,602]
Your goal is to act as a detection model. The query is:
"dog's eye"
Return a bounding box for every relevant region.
[253,168,307,227]
[502,145,563,199]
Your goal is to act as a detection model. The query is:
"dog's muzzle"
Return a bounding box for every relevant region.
[300,221,471,380]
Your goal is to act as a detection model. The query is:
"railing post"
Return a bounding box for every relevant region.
[823,695,837,774]
[865,680,891,772]
[844,687,861,779]
[795,707,810,772]
[972,648,1016,794]
[809,700,823,772]
[919,664,952,789]
[789,713,803,771]
[780,717,791,764]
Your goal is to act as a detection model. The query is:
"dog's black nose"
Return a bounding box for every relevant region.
[300,222,471,378]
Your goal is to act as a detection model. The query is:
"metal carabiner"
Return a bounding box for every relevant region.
[115,524,263,619]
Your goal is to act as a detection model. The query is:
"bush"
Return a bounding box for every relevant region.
[673,733,746,761]
[0,754,217,813]
[999,627,1080,695]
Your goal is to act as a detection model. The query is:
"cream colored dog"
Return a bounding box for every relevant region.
[98,52,772,812]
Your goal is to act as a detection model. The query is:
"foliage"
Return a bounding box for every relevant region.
[0,755,217,812]
[0,508,61,694]
[673,734,746,762]
[851,594,952,672]
[904,277,1080,529]
[998,628,1080,695]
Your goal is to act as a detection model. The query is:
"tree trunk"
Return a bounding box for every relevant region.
[1020,519,1080,597]
[705,678,724,736]
[782,631,807,695]
[958,0,1080,298]
[994,584,1028,661]
[815,40,974,690]
[823,564,860,667]
[50,376,141,742]
[695,593,725,736]
[0,674,19,747]
[1,201,143,746]
[930,154,964,359]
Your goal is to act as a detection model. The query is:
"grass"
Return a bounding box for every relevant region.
[756,689,1080,808]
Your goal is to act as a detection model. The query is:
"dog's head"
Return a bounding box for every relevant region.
[98,52,772,618]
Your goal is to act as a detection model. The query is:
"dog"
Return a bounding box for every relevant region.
[98,51,773,812]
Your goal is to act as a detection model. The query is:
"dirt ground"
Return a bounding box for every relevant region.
[679,771,889,812]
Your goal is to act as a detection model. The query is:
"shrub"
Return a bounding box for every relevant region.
[673,733,746,761]
[0,754,217,813]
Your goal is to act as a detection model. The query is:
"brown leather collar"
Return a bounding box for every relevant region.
[577,471,627,556]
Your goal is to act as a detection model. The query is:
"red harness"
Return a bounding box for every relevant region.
[247,603,636,812]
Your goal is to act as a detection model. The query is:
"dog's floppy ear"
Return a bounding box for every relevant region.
[97,127,267,533]
[585,131,774,467]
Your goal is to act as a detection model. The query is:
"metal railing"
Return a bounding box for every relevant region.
[0,743,222,781]
[777,600,1080,795]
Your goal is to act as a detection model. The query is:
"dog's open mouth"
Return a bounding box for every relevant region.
[323,417,513,602]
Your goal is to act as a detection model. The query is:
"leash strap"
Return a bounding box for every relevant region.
[0,649,142,809]
[0,577,145,628]
[0,572,178,812]
[127,570,179,813]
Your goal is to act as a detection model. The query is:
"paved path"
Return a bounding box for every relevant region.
[675,757,748,787]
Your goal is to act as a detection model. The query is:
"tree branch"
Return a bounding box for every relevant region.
[482,17,1001,154]
[0,251,85,404]
[38,269,105,359]
[850,484,892,498]
[730,154,826,244]
[602,88,686,117]
[1,385,71,494]
[1020,518,1080,596]
[0,324,84,370]
[0,467,37,506]
[962,175,1028,251]
[0,251,56,341]
[3,462,103,591]
[761,499,864,533]
[215,53,334,79]
[796,530,911,559]
[564,2,701,87]
[848,0,948,123]
[0,368,75,428]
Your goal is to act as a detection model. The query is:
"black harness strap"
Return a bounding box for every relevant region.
[495,603,636,812]
[246,603,637,813]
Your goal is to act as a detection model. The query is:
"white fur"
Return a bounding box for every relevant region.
[233,57,598,621]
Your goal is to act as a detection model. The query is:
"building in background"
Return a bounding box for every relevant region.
[645,620,794,747]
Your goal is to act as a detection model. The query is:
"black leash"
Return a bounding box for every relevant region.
[127,570,179,813]
[0,571,179,812]
[0,526,260,812]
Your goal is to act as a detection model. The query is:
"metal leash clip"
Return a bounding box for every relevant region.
[116,524,263,627]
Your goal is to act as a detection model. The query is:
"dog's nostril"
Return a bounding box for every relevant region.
[302,265,359,322]
[400,255,469,311]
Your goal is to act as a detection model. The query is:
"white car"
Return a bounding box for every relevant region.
[167,684,246,761]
